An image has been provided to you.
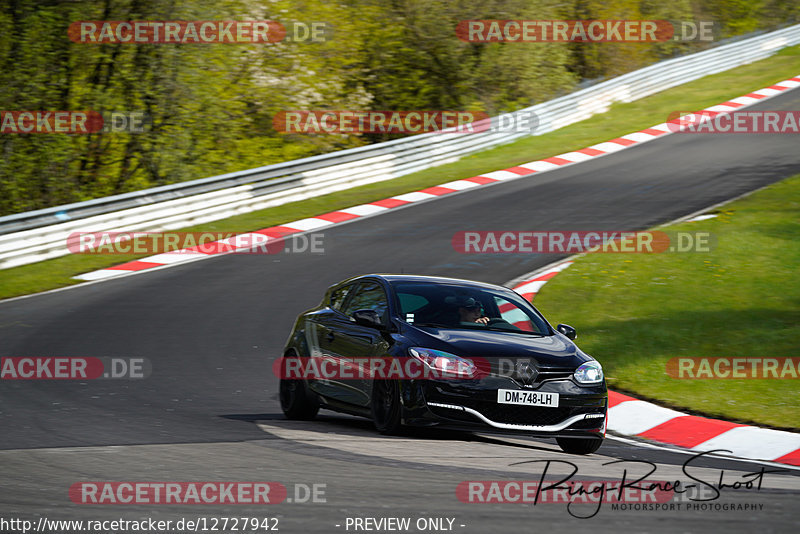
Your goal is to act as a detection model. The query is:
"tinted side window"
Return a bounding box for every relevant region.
[342,282,389,322]
[329,284,354,312]
[397,293,429,314]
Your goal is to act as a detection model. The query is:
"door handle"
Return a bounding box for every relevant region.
[326,332,335,343]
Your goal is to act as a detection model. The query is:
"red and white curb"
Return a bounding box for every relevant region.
[510,262,800,466]
[75,74,799,282]
[608,391,800,466]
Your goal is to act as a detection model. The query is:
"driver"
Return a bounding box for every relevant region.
[451,296,490,325]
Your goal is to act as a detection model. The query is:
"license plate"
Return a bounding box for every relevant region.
[497,389,559,407]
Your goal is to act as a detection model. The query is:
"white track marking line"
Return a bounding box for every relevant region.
[339,204,389,216]
[480,170,522,180]
[555,151,595,163]
[692,426,800,461]
[605,434,800,471]
[281,218,334,231]
[392,191,436,203]
[518,160,561,172]
[607,401,689,435]
[439,180,482,190]
[620,132,655,143]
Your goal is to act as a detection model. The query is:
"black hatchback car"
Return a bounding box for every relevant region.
[278,274,607,454]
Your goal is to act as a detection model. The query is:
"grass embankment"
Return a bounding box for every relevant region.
[1,45,799,300]
[534,175,800,430]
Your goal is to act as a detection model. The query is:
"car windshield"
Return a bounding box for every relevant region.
[390,281,551,335]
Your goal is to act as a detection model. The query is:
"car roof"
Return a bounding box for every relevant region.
[346,274,511,291]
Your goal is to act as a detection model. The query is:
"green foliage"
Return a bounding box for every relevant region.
[1,42,798,299]
[691,0,800,37]
[1,0,796,215]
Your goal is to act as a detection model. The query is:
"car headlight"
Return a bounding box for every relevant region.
[409,347,476,378]
[574,361,604,384]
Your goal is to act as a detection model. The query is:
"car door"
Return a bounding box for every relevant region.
[332,280,392,407]
[305,282,360,403]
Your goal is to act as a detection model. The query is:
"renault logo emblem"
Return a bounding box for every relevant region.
[515,362,538,385]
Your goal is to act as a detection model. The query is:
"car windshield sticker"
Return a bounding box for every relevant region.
[406,313,414,323]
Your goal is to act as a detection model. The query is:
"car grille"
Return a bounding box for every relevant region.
[489,364,575,387]
[533,369,575,384]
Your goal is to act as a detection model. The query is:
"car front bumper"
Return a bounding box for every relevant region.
[401,376,607,439]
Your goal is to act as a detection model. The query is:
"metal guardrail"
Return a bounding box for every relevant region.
[1,24,799,269]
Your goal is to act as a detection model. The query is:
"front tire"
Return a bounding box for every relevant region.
[556,437,603,455]
[279,378,319,420]
[371,380,402,434]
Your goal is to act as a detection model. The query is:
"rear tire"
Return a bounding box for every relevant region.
[279,378,319,420]
[556,437,603,455]
[371,380,402,434]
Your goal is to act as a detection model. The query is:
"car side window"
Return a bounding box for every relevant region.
[342,282,389,323]
[329,284,353,312]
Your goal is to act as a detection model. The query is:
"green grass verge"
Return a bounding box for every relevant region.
[534,174,800,430]
[1,45,799,300]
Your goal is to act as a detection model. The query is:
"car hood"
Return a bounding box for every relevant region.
[407,325,591,368]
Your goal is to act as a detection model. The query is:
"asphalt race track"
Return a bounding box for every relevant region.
[1,89,800,533]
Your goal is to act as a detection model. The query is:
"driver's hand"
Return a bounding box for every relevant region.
[476,316,490,325]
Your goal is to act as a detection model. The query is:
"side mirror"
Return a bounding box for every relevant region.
[557,323,577,340]
[352,309,383,329]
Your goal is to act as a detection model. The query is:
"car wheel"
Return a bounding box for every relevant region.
[371,380,402,434]
[556,437,603,455]
[279,377,319,420]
